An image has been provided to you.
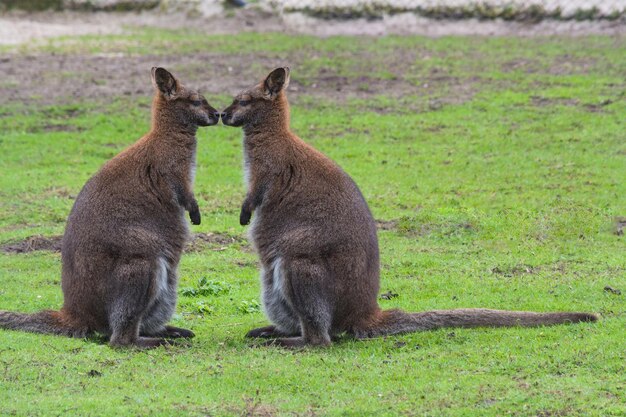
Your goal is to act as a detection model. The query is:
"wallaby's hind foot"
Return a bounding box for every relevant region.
[262,337,305,348]
[246,325,299,339]
[110,336,171,350]
[162,325,195,339]
[261,336,330,349]
[141,325,195,339]
[251,324,331,348]
[135,337,172,349]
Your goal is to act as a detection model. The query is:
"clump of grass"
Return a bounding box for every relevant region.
[180,277,231,297]
[194,301,215,316]
[238,299,261,314]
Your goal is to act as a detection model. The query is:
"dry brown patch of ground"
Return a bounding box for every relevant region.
[1,232,245,254]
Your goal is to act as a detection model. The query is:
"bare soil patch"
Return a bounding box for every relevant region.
[491,264,539,276]
[376,219,399,231]
[28,123,85,133]
[530,95,579,107]
[604,285,622,295]
[185,232,246,252]
[1,9,623,109]
[1,235,63,253]
[0,45,462,109]
[1,232,245,254]
[614,216,626,236]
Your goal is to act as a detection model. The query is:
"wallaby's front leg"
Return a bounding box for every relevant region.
[187,196,201,225]
[240,183,266,226]
[173,183,201,225]
[240,196,252,226]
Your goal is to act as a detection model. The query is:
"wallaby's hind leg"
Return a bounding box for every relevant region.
[140,260,194,340]
[269,258,332,347]
[108,257,168,349]
[248,261,301,339]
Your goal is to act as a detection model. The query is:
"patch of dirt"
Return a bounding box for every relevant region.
[604,285,622,295]
[548,54,600,75]
[376,219,399,231]
[185,232,245,252]
[1,235,63,253]
[0,9,623,109]
[1,232,244,254]
[491,264,539,276]
[536,409,573,417]
[584,99,615,112]
[234,259,258,268]
[379,290,399,300]
[27,123,85,133]
[409,222,475,237]
[226,393,279,417]
[376,218,476,237]
[530,95,579,107]
[614,216,626,236]
[0,51,432,108]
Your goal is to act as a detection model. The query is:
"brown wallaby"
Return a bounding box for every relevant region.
[0,67,219,348]
[221,67,598,348]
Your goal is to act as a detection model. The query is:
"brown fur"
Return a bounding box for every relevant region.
[0,67,219,348]
[222,67,598,348]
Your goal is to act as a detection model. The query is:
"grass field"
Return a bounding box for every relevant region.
[0,29,625,416]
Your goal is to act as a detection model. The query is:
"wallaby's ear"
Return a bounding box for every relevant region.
[263,67,290,98]
[151,67,180,99]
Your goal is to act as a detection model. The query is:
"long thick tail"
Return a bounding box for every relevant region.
[0,309,88,338]
[355,308,598,338]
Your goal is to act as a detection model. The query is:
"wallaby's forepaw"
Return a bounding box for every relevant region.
[189,209,201,225]
[240,208,251,226]
[186,198,201,225]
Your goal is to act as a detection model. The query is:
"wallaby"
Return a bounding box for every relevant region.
[221,67,598,348]
[0,67,219,348]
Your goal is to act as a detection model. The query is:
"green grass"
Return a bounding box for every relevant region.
[0,30,625,416]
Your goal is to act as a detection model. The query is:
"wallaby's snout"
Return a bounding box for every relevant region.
[220,107,235,126]
[200,100,220,127]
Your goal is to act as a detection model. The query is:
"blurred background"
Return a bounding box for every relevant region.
[1,0,625,44]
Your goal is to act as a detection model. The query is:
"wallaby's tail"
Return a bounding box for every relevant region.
[0,309,88,338]
[355,308,598,338]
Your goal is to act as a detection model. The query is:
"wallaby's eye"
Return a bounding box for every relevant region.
[239,100,251,106]
[190,100,203,106]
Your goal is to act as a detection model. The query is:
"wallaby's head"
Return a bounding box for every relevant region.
[221,67,290,128]
[151,67,220,127]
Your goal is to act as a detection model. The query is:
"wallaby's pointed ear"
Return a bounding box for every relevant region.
[263,67,290,98]
[151,67,180,100]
